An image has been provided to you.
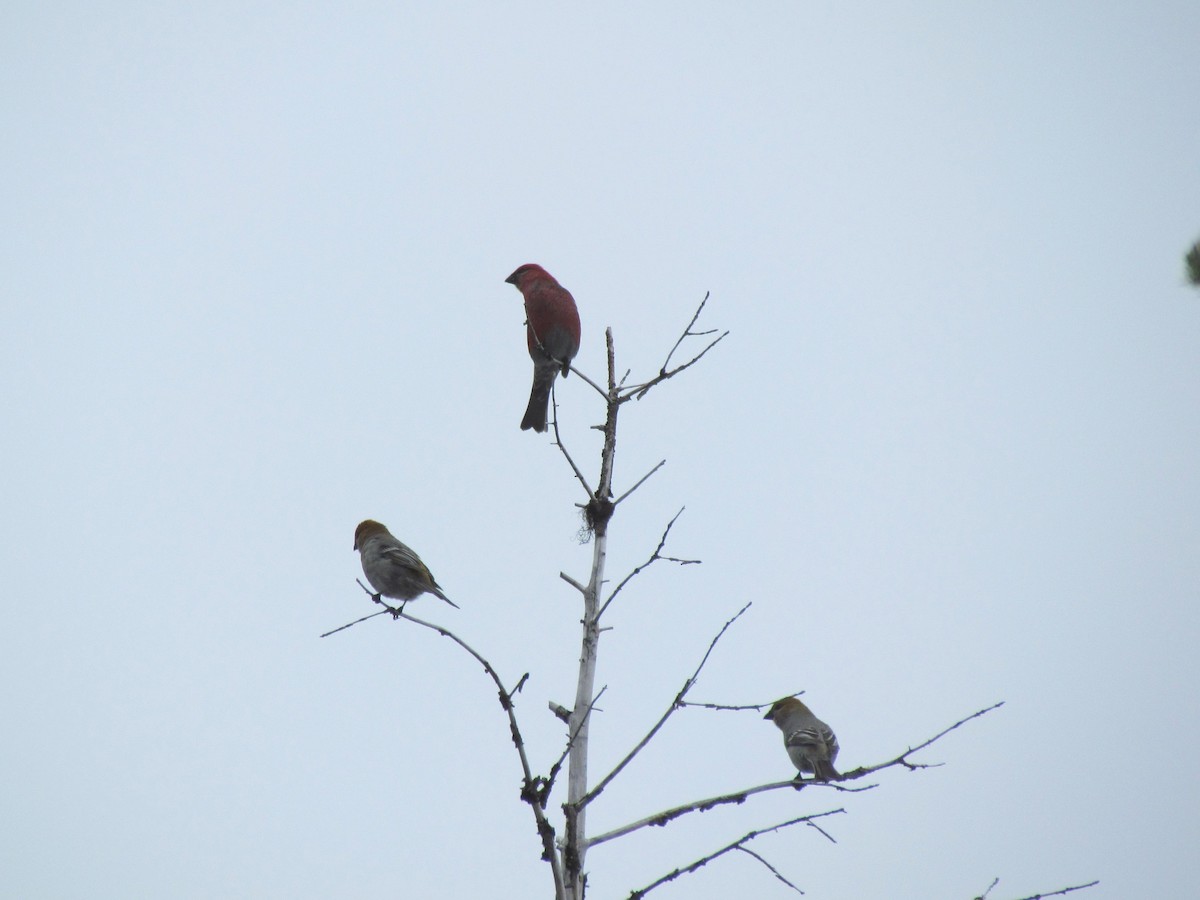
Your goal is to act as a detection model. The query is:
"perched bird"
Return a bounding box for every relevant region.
[505,263,581,432]
[353,519,458,610]
[763,697,841,782]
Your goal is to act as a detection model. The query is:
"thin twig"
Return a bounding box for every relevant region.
[319,608,390,637]
[587,780,843,848]
[623,329,728,401]
[626,810,845,899]
[551,394,595,498]
[612,459,666,507]
[979,880,1100,900]
[838,702,1005,780]
[579,602,752,808]
[568,362,607,400]
[596,294,726,403]
[545,685,608,801]
[680,691,806,712]
[805,818,839,844]
[597,508,698,621]
[734,846,805,895]
[662,292,713,373]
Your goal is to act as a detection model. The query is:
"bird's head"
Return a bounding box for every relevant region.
[505,263,552,288]
[353,519,388,551]
[764,696,809,722]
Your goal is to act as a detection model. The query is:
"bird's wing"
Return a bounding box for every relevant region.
[380,544,430,578]
[785,726,829,752]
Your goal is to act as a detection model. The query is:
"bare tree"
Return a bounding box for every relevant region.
[324,295,1096,900]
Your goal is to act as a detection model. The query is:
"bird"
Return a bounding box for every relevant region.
[353,519,459,611]
[505,263,581,432]
[763,696,841,782]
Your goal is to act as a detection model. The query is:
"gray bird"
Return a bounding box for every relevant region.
[353,519,458,610]
[764,696,840,782]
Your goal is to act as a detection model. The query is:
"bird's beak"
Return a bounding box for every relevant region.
[762,710,773,720]
[504,273,518,285]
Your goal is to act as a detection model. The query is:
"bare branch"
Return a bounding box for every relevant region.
[638,331,727,399]
[579,602,752,808]
[680,691,806,713]
[560,327,620,898]
[325,586,565,897]
[805,817,839,844]
[590,701,1003,848]
[662,291,713,373]
[560,571,588,594]
[597,328,618,501]
[567,362,608,400]
[622,329,729,401]
[319,608,390,637]
[838,702,1005,781]
[734,846,804,895]
[1025,883,1101,900]
[975,880,1101,900]
[550,393,595,498]
[597,294,726,403]
[625,810,845,899]
[319,579,422,634]
[612,459,666,507]
[598,507,698,621]
[544,685,608,801]
[619,699,1010,898]
[587,780,844,848]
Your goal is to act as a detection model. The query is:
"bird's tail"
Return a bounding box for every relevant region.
[521,363,559,432]
[432,586,460,609]
[814,760,841,782]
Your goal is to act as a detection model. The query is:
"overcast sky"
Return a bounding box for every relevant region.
[3,3,1198,898]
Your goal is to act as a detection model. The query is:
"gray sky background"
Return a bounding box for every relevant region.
[3,3,1198,898]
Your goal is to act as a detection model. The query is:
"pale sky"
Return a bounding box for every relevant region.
[3,3,1198,898]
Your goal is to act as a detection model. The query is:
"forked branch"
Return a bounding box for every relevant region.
[598,507,700,621]
[837,701,1005,780]
[626,810,846,899]
[579,602,751,809]
[587,701,1005,849]
[619,293,729,401]
[587,780,842,849]
[322,586,565,898]
[972,877,1100,900]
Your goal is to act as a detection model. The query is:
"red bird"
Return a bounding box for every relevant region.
[505,264,582,432]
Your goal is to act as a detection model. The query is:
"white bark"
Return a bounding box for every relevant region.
[562,532,605,900]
